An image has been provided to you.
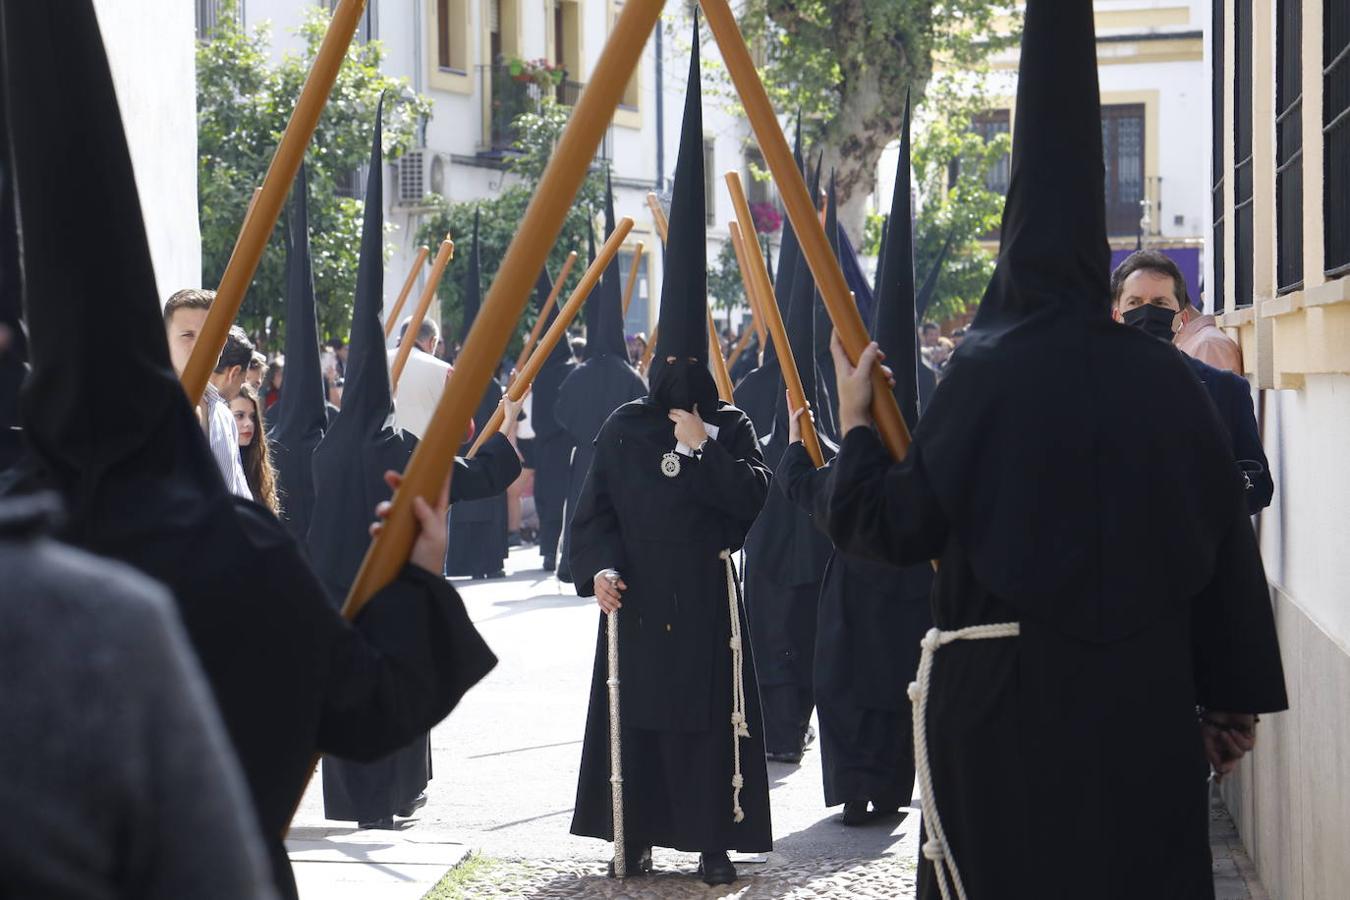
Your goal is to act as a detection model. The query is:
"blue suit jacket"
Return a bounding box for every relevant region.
[1184,355,1274,514]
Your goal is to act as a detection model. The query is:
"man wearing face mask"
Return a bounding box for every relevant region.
[1112,251,1273,513]
[566,32,773,886]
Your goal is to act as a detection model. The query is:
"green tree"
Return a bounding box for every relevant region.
[197,1,431,344]
[416,96,609,359]
[702,1,1019,242]
[707,240,748,313]
[909,72,1010,323]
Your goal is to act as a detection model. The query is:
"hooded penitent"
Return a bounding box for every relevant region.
[1,8,498,897]
[732,118,805,435]
[874,95,920,430]
[647,32,717,416]
[823,5,1285,896]
[552,183,646,583]
[268,164,327,542]
[528,264,577,570]
[307,102,413,600]
[567,23,773,852]
[444,206,514,579]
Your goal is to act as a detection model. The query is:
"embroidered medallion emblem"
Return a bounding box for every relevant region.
[661,451,682,478]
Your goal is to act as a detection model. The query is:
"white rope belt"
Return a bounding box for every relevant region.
[909,623,1020,900]
[720,548,750,823]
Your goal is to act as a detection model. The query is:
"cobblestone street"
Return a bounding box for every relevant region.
[291,546,1264,899]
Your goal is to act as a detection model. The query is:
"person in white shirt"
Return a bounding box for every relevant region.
[163,290,253,498]
[387,317,450,440]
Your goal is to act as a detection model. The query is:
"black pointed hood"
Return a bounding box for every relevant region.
[269,164,327,539]
[537,266,572,368]
[771,193,820,437]
[915,226,957,320]
[587,171,628,360]
[814,166,838,367]
[874,95,920,429]
[461,206,482,338]
[4,0,224,516]
[582,217,602,354]
[650,23,709,385]
[972,0,1109,330]
[328,100,390,438]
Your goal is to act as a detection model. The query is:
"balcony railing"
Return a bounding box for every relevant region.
[557,79,585,106]
[480,63,542,153]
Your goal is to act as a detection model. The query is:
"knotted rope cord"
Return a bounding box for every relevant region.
[908,623,1021,900]
[721,548,750,823]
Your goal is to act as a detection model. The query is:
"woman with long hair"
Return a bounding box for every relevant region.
[229,383,281,515]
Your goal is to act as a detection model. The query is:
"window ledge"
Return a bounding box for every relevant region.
[1304,275,1350,309]
[1217,307,1255,328]
[1241,274,1350,387]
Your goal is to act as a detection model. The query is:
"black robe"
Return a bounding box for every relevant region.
[531,356,576,566]
[740,427,833,756]
[731,360,779,439]
[568,399,772,853]
[321,432,521,822]
[445,380,512,577]
[778,442,932,808]
[552,354,647,583]
[824,317,1288,900]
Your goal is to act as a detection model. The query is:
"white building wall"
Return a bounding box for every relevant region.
[233,0,768,338]
[94,0,201,300]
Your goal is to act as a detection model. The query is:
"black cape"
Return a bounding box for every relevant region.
[568,399,772,852]
[445,379,512,577]
[531,354,576,567]
[825,318,1288,899]
[552,353,646,582]
[779,441,931,808]
[267,165,327,543]
[1,8,500,896]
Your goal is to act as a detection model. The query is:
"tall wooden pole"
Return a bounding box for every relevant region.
[469,219,634,457]
[621,242,645,315]
[644,192,733,402]
[183,0,369,405]
[701,0,912,461]
[727,219,767,350]
[334,0,665,624]
[511,250,578,384]
[384,246,431,339]
[390,237,455,391]
[726,178,824,467]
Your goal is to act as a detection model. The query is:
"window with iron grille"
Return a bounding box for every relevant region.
[1234,0,1255,307]
[1325,0,1350,276]
[326,0,377,41]
[1277,0,1304,293]
[1212,0,1226,310]
[195,0,237,40]
[972,111,1011,195]
[1101,104,1146,237]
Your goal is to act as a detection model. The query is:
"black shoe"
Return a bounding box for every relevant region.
[396,792,427,818]
[508,531,522,547]
[697,851,737,886]
[766,749,804,764]
[841,800,870,826]
[606,845,652,878]
[357,816,396,830]
[542,557,556,572]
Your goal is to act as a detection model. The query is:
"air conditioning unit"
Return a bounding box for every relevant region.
[394,149,446,211]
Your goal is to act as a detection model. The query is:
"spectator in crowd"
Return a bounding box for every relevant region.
[951,326,967,348]
[1111,250,1273,513]
[325,337,348,378]
[162,290,252,498]
[230,383,280,515]
[262,354,284,410]
[919,320,940,348]
[246,351,266,392]
[570,336,586,363]
[1177,288,1244,374]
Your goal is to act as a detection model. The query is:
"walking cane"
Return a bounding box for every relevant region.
[605,571,627,878]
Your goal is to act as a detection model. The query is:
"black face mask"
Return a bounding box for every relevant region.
[1123,304,1178,342]
[649,359,718,414]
